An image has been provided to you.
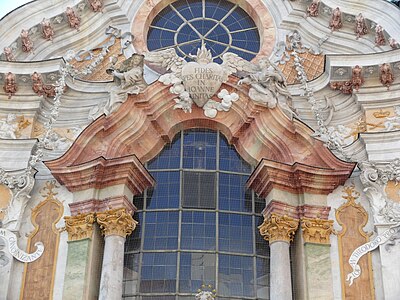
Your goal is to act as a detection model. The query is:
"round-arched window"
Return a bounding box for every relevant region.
[147,0,261,63]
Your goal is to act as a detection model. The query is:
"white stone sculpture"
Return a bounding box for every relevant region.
[0,114,18,139]
[195,291,215,300]
[104,54,148,115]
[145,44,294,118]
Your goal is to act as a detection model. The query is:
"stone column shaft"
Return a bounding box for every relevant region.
[258,213,299,300]
[97,208,137,300]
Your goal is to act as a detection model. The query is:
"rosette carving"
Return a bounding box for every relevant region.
[96,208,137,237]
[64,213,96,241]
[258,213,299,243]
[301,217,334,244]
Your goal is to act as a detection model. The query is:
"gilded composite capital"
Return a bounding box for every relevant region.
[301,217,334,244]
[258,213,299,243]
[64,212,96,241]
[96,208,137,237]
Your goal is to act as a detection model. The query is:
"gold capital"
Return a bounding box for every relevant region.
[64,212,96,241]
[96,208,137,237]
[258,213,299,243]
[301,217,334,244]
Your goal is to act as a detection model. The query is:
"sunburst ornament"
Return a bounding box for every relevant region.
[195,284,217,300]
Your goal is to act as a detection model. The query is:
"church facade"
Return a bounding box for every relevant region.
[0,0,400,299]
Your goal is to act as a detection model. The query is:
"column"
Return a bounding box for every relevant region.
[63,212,103,300]
[97,208,137,300]
[300,217,334,300]
[258,213,299,300]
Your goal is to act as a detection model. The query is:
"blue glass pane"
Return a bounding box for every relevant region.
[219,134,252,173]
[148,134,181,170]
[218,254,255,297]
[140,252,177,293]
[183,130,217,169]
[256,257,270,299]
[143,211,179,250]
[181,211,216,250]
[256,216,270,257]
[125,213,142,252]
[219,173,252,212]
[146,171,180,209]
[179,252,216,292]
[219,213,253,254]
[123,253,140,294]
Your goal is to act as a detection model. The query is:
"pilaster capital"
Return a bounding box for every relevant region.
[258,213,299,244]
[96,208,137,237]
[64,212,96,241]
[301,217,334,245]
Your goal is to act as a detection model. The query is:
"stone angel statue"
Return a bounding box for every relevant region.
[144,45,294,117]
[104,53,148,115]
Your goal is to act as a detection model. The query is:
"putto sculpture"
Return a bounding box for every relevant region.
[354,14,368,39]
[380,63,394,89]
[0,114,18,139]
[145,44,294,118]
[3,72,17,99]
[3,47,15,61]
[104,53,148,115]
[351,65,364,92]
[375,25,386,46]
[41,18,55,41]
[66,7,80,30]
[307,0,320,17]
[329,7,342,31]
[31,72,56,98]
[89,0,104,12]
[195,284,216,300]
[20,29,33,53]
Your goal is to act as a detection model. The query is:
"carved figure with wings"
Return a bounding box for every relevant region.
[144,45,294,118]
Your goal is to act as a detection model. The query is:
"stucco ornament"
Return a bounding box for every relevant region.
[383,106,400,131]
[41,18,55,41]
[195,284,216,300]
[88,0,103,12]
[20,29,34,53]
[66,7,80,31]
[104,53,148,115]
[355,14,368,39]
[145,44,293,118]
[3,72,17,99]
[3,47,15,61]
[0,114,18,139]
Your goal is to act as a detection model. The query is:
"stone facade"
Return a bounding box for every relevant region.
[0,0,400,299]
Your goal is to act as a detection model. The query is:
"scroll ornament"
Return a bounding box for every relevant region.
[0,228,44,263]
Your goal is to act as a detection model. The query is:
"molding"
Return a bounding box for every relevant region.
[69,195,136,216]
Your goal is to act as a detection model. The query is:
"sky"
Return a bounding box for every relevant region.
[0,0,32,19]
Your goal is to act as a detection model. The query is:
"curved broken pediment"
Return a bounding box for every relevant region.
[46,76,354,192]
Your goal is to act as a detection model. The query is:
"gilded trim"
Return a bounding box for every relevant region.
[64,212,96,241]
[97,208,137,237]
[258,213,299,243]
[301,217,334,244]
[20,181,64,300]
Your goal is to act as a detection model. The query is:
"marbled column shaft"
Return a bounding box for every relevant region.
[270,241,293,300]
[99,235,126,300]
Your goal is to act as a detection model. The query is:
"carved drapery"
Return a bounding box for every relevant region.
[336,185,374,300]
[20,181,64,300]
[258,213,299,243]
[97,208,137,237]
[64,212,96,241]
[301,217,334,244]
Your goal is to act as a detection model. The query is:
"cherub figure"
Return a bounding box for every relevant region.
[375,25,386,46]
[3,72,17,99]
[238,57,292,110]
[20,29,33,53]
[380,63,394,89]
[307,0,320,17]
[351,65,364,91]
[3,47,15,61]
[66,7,80,30]
[384,106,400,131]
[355,14,368,39]
[41,18,55,41]
[104,54,148,115]
[89,0,103,12]
[329,7,342,31]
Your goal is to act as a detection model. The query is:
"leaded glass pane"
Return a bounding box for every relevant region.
[182,171,216,209]
[219,173,252,212]
[146,171,180,209]
[181,211,216,250]
[143,211,179,250]
[183,130,217,169]
[219,213,253,254]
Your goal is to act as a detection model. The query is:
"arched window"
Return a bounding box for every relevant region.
[147,0,261,63]
[123,130,269,299]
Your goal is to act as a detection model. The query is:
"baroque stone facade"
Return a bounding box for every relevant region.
[0,0,400,299]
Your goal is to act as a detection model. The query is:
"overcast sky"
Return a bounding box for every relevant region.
[0,0,32,19]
